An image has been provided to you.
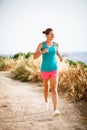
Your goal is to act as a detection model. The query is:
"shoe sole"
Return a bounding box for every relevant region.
[53,113,60,117]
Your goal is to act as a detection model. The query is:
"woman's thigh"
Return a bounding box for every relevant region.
[49,77,58,90]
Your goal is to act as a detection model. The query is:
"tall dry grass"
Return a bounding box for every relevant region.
[0,57,16,71]
[11,55,42,82]
[58,66,87,100]
[0,55,87,100]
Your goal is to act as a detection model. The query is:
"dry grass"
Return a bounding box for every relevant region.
[0,55,87,100]
[58,66,87,100]
[11,55,42,82]
[0,57,16,71]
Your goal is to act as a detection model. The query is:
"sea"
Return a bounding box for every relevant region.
[0,51,87,64]
[61,51,87,64]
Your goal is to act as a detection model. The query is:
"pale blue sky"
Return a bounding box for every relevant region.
[0,0,87,54]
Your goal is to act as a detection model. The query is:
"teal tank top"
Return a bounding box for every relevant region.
[40,41,58,72]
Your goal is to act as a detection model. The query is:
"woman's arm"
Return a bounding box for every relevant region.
[56,43,63,62]
[33,43,42,59]
[33,43,48,59]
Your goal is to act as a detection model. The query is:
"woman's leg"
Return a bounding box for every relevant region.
[49,77,58,111]
[43,79,49,103]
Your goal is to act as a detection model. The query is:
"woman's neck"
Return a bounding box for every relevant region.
[46,40,53,46]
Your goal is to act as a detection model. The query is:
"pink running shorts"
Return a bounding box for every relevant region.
[40,70,58,80]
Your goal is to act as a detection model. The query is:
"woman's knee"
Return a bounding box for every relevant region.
[51,87,57,94]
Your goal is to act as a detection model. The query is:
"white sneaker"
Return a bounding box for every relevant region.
[45,102,49,110]
[53,109,60,117]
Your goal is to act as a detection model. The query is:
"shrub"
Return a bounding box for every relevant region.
[66,59,77,66]
[11,65,31,82]
[13,52,26,59]
[0,57,16,71]
[25,52,34,58]
[66,59,87,68]
[58,66,87,101]
[0,57,6,71]
[11,55,42,82]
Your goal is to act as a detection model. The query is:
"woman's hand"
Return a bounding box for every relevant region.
[42,48,49,54]
[59,56,63,62]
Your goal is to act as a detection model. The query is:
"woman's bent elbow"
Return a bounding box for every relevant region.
[33,54,37,59]
[33,54,36,59]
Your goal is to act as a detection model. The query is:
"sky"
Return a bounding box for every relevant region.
[0,0,87,55]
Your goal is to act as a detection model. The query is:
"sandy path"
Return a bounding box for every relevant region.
[0,71,87,130]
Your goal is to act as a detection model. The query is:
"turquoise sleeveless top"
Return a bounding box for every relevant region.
[40,41,58,72]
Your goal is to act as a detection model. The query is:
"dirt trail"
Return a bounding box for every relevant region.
[0,71,87,130]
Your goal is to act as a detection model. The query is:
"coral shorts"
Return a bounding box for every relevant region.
[40,70,58,80]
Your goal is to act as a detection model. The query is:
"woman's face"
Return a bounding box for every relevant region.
[46,31,55,40]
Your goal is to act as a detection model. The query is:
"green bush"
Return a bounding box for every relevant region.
[76,61,87,68]
[11,65,31,82]
[25,52,34,58]
[13,52,26,59]
[66,59,87,68]
[13,52,34,59]
[66,59,77,66]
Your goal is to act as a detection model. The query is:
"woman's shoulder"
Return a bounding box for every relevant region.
[53,41,59,46]
[41,41,46,47]
[41,41,46,44]
[54,42,59,47]
[38,41,45,48]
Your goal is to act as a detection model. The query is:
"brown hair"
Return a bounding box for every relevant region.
[42,28,53,35]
